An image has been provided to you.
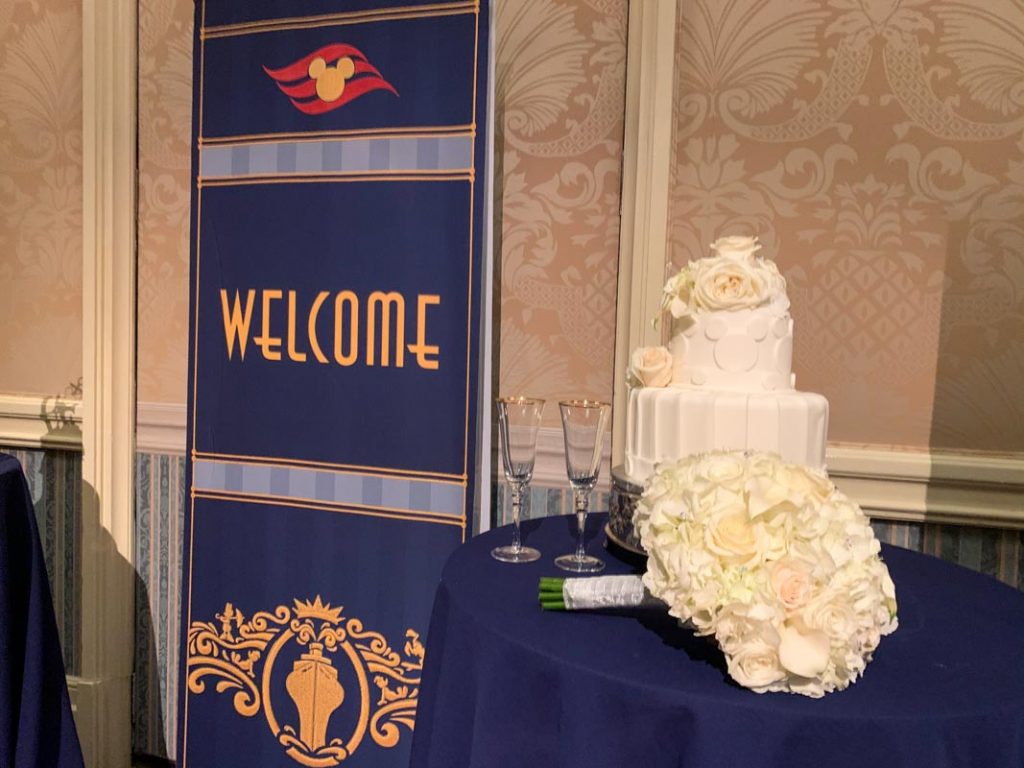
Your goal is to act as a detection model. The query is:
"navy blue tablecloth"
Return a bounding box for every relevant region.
[409,513,1024,768]
[0,454,83,768]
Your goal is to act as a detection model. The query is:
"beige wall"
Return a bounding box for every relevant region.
[668,0,1024,453]
[494,0,627,426]
[0,0,83,398]
[136,0,192,405]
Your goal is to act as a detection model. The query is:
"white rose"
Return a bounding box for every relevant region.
[692,258,769,311]
[704,505,762,567]
[628,346,673,388]
[710,235,761,263]
[746,471,805,520]
[726,638,787,691]
[700,451,747,485]
[770,560,814,611]
[714,601,780,650]
[801,590,857,647]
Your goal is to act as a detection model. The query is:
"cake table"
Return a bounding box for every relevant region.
[409,514,1024,768]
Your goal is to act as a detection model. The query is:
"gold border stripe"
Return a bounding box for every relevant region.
[199,172,471,188]
[195,489,466,528]
[193,450,467,482]
[459,3,481,540]
[202,125,475,148]
[202,1,477,39]
[199,167,471,182]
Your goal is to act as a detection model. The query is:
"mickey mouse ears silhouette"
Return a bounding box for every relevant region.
[264,44,398,115]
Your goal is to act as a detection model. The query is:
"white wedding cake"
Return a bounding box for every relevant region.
[609,236,829,552]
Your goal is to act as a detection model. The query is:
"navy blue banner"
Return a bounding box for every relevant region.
[177,2,489,766]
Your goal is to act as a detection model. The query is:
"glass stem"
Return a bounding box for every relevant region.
[574,488,588,561]
[510,481,524,553]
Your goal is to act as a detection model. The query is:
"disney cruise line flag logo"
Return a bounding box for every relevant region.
[264,44,398,114]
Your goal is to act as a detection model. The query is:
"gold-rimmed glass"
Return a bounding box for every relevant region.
[492,396,545,563]
[555,399,610,573]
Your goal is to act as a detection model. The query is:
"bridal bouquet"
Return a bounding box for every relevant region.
[540,451,898,698]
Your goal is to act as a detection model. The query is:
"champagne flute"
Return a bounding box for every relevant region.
[555,399,610,573]
[492,396,545,563]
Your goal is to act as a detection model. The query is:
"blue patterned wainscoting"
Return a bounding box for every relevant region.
[872,520,1024,590]
[132,452,185,761]
[0,446,81,675]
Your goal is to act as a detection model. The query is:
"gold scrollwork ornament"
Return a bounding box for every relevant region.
[187,597,424,766]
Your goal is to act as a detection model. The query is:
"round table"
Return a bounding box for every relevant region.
[408,513,1024,768]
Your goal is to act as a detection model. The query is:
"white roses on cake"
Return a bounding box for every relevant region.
[660,236,787,320]
[627,346,673,388]
[634,451,898,698]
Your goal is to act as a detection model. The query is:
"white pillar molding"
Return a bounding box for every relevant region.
[79,0,137,764]
[611,0,678,466]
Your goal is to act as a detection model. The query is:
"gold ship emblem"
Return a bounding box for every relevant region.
[187,597,424,766]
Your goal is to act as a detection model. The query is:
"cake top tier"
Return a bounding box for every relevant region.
[660,235,789,321]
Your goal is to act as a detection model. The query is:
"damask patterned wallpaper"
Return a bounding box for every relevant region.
[0,0,83,398]
[137,0,192,405]
[495,0,627,426]
[668,0,1024,452]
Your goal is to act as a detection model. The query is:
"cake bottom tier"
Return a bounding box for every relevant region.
[624,386,829,486]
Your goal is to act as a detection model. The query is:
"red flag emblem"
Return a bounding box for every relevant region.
[264,44,398,115]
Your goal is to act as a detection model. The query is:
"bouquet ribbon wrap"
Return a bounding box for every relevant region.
[539,575,661,611]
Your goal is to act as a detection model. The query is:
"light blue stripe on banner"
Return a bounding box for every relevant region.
[193,460,463,517]
[201,135,473,178]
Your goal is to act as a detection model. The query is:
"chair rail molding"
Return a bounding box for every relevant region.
[529,429,1024,529]
[827,445,1024,530]
[0,394,83,450]
[80,0,137,763]
[4,405,1017,529]
[136,401,187,455]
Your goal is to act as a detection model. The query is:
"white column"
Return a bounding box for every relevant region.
[612,0,678,467]
[78,0,137,764]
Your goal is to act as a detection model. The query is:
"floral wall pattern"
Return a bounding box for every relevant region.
[668,0,1024,452]
[495,0,627,426]
[0,0,83,397]
[137,0,193,405]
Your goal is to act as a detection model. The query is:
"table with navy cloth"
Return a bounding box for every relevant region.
[0,454,83,768]
[409,512,1024,768]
